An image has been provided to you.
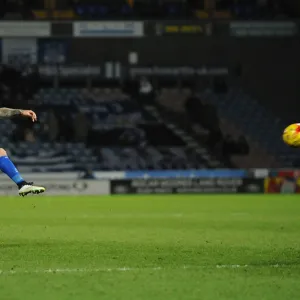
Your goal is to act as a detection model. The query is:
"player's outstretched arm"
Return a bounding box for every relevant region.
[0,108,37,122]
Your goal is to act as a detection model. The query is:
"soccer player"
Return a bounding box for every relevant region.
[0,107,45,196]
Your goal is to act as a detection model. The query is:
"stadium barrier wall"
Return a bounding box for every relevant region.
[121,170,249,178]
[0,170,298,195]
[0,178,110,195]
[110,178,265,194]
[110,169,300,194]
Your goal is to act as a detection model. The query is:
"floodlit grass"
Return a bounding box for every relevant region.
[0,195,299,300]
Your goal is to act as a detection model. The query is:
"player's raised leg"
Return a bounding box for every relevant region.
[0,148,45,196]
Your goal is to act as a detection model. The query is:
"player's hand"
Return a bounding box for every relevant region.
[21,110,37,122]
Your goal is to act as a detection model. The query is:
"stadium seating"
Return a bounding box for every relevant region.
[2,86,291,171]
[198,88,294,167]
[71,0,192,19]
[157,87,283,168]
[0,88,227,172]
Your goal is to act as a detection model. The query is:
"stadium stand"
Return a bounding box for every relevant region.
[198,88,297,167]
[0,0,294,20]
[156,87,286,168]
[65,0,196,19]
[0,87,229,172]
[0,57,293,170]
[216,0,288,19]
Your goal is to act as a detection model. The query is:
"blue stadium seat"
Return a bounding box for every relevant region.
[5,87,224,171]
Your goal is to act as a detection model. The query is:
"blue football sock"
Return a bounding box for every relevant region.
[0,156,24,185]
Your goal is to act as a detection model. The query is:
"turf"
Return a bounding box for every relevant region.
[0,195,299,300]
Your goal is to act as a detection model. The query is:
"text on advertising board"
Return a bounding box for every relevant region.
[0,22,50,37]
[156,22,212,36]
[129,66,228,78]
[230,21,297,37]
[38,65,101,77]
[110,178,264,194]
[73,22,144,37]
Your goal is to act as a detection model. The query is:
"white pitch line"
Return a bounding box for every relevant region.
[0,264,293,276]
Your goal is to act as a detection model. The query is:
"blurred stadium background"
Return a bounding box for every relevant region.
[0,1,300,300]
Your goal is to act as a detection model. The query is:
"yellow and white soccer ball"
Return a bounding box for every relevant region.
[283,123,300,147]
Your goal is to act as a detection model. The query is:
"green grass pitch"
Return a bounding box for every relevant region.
[0,194,299,300]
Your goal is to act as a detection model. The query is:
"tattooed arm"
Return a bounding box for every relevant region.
[0,107,37,122]
[0,108,22,118]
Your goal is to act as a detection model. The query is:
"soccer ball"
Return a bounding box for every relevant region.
[283,123,300,147]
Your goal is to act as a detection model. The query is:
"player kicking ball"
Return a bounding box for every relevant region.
[0,107,45,196]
